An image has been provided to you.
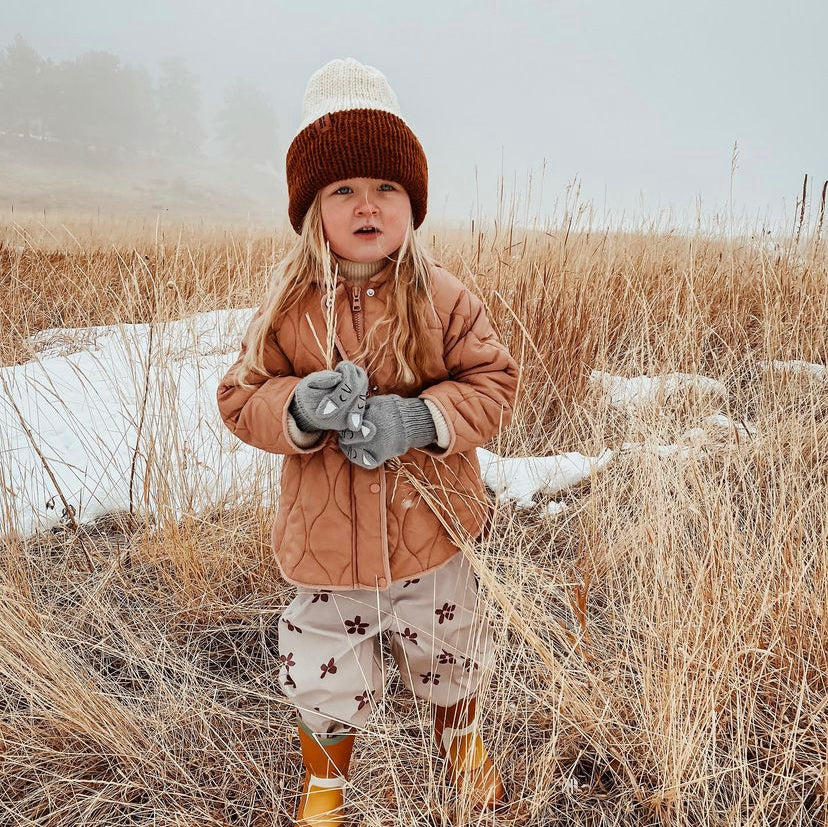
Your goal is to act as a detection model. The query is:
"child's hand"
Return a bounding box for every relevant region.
[338,394,437,469]
[289,361,368,433]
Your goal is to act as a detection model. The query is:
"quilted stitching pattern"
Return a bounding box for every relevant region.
[217,262,518,590]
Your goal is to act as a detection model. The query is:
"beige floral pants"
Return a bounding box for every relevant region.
[276,551,496,737]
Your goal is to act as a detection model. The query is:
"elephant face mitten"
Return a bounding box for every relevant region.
[288,360,368,433]
[338,394,438,469]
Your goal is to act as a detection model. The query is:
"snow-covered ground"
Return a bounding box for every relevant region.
[589,369,728,407]
[1,308,822,538]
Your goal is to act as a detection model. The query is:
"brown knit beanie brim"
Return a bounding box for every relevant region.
[286,107,428,235]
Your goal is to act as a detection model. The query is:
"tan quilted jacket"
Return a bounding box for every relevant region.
[216,259,518,591]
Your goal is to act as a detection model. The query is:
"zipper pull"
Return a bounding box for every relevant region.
[351,285,361,313]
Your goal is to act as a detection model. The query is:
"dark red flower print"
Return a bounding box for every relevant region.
[435,602,456,624]
[345,615,369,635]
[420,671,441,685]
[320,657,337,679]
[311,590,332,603]
[402,578,421,588]
[463,657,479,673]
[437,649,457,664]
[355,690,372,711]
[400,627,419,644]
[278,652,296,670]
[283,618,303,633]
[284,672,296,688]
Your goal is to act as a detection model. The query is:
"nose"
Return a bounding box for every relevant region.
[356,191,379,216]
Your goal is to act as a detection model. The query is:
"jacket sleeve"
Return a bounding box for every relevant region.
[418,286,518,458]
[216,310,330,455]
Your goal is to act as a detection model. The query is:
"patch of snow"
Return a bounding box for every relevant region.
[758,359,826,381]
[545,500,569,518]
[700,413,757,439]
[679,426,709,445]
[1,307,270,537]
[477,447,614,509]
[590,370,727,408]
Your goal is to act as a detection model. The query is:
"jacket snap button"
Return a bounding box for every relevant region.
[366,288,375,296]
[369,483,380,493]
[377,577,387,588]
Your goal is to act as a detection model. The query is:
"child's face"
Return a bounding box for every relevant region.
[320,177,411,262]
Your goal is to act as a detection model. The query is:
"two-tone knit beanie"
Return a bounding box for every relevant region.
[285,57,428,235]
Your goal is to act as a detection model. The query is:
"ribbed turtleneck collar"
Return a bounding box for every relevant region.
[332,253,388,285]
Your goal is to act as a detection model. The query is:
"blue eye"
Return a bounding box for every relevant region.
[334,183,395,194]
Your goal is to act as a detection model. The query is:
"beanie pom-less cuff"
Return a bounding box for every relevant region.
[286,107,428,235]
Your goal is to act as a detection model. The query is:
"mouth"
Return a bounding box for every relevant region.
[354,226,381,236]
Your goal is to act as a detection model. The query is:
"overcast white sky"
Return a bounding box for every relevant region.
[2,0,826,233]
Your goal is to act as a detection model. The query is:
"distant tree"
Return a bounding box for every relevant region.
[0,34,47,136]
[215,79,278,165]
[123,64,161,153]
[157,57,205,156]
[46,50,158,152]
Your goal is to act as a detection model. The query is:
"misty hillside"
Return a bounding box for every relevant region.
[1,137,286,223]
[0,34,289,223]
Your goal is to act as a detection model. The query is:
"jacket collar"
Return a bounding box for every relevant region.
[331,254,387,284]
[314,256,399,292]
[347,257,396,290]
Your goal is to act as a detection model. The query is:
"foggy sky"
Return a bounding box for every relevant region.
[2,0,826,233]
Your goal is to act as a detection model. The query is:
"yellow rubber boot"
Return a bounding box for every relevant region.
[433,695,507,813]
[294,718,356,826]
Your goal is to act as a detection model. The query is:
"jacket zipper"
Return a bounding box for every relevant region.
[351,285,363,343]
[350,284,362,587]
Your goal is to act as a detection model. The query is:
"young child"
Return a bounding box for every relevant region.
[217,57,519,825]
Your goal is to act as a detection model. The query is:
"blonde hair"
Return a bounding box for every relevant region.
[231,189,439,393]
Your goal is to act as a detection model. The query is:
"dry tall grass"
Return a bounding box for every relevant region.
[1,193,826,826]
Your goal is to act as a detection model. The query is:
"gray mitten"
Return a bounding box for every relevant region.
[338,393,437,469]
[289,360,368,433]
